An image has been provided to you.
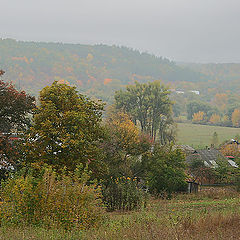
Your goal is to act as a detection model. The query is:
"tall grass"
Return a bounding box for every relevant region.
[0,187,239,239]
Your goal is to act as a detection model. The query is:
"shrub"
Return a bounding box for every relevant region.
[102,176,148,211]
[146,144,187,197]
[0,165,104,230]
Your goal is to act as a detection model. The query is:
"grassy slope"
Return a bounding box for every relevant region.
[176,122,240,148]
[1,187,240,240]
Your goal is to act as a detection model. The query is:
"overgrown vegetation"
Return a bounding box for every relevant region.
[0,165,104,230]
[0,187,240,239]
[101,176,148,211]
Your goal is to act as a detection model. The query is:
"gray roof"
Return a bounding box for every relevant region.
[175,145,196,154]
[186,148,238,168]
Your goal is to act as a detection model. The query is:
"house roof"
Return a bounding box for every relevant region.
[186,148,238,168]
[175,145,196,154]
[196,149,225,167]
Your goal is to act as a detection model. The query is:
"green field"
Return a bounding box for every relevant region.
[176,123,240,148]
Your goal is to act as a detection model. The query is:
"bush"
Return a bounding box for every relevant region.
[146,145,187,197]
[102,176,148,211]
[0,165,104,230]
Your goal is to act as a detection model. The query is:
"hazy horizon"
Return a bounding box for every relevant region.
[1,0,240,63]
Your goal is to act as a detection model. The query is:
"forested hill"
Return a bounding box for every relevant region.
[0,38,206,102]
[178,63,240,94]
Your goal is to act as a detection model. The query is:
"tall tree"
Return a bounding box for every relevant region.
[23,81,104,173]
[115,81,173,142]
[211,131,219,148]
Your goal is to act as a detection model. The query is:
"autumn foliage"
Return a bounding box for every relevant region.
[209,113,221,124]
[232,109,240,127]
[192,111,205,123]
[220,143,240,158]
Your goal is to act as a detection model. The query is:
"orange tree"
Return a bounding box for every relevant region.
[220,143,240,158]
[22,81,104,175]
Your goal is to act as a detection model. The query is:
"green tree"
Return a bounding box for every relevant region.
[146,145,187,196]
[115,81,173,142]
[22,82,104,173]
[211,131,219,148]
[186,101,217,121]
[214,159,232,183]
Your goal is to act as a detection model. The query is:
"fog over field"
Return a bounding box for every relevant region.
[1,0,240,63]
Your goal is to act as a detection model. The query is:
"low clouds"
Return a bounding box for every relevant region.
[1,0,240,62]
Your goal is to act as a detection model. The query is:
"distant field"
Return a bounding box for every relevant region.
[176,123,240,148]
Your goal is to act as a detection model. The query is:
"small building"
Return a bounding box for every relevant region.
[190,90,200,95]
[176,90,185,94]
[186,181,199,193]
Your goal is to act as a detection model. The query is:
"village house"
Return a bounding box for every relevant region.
[176,145,239,188]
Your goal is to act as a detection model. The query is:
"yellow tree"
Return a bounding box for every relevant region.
[209,113,221,124]
[192,111,205,123]
[107,112,140,151]
[222,115,229,123]
[103,111,151,177]
[232,109,240,127]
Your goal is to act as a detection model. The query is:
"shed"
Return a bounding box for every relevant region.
[186,181,199,193]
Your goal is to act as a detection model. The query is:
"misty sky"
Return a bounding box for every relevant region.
[1,0,240,63]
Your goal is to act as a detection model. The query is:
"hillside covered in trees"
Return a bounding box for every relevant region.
[0,38,208,102]
[179,62,240,94]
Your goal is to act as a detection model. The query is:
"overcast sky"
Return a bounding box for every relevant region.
[1,0,240,63]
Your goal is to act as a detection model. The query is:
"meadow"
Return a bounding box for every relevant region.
[0,187,240,240]
[176,123,240,148]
